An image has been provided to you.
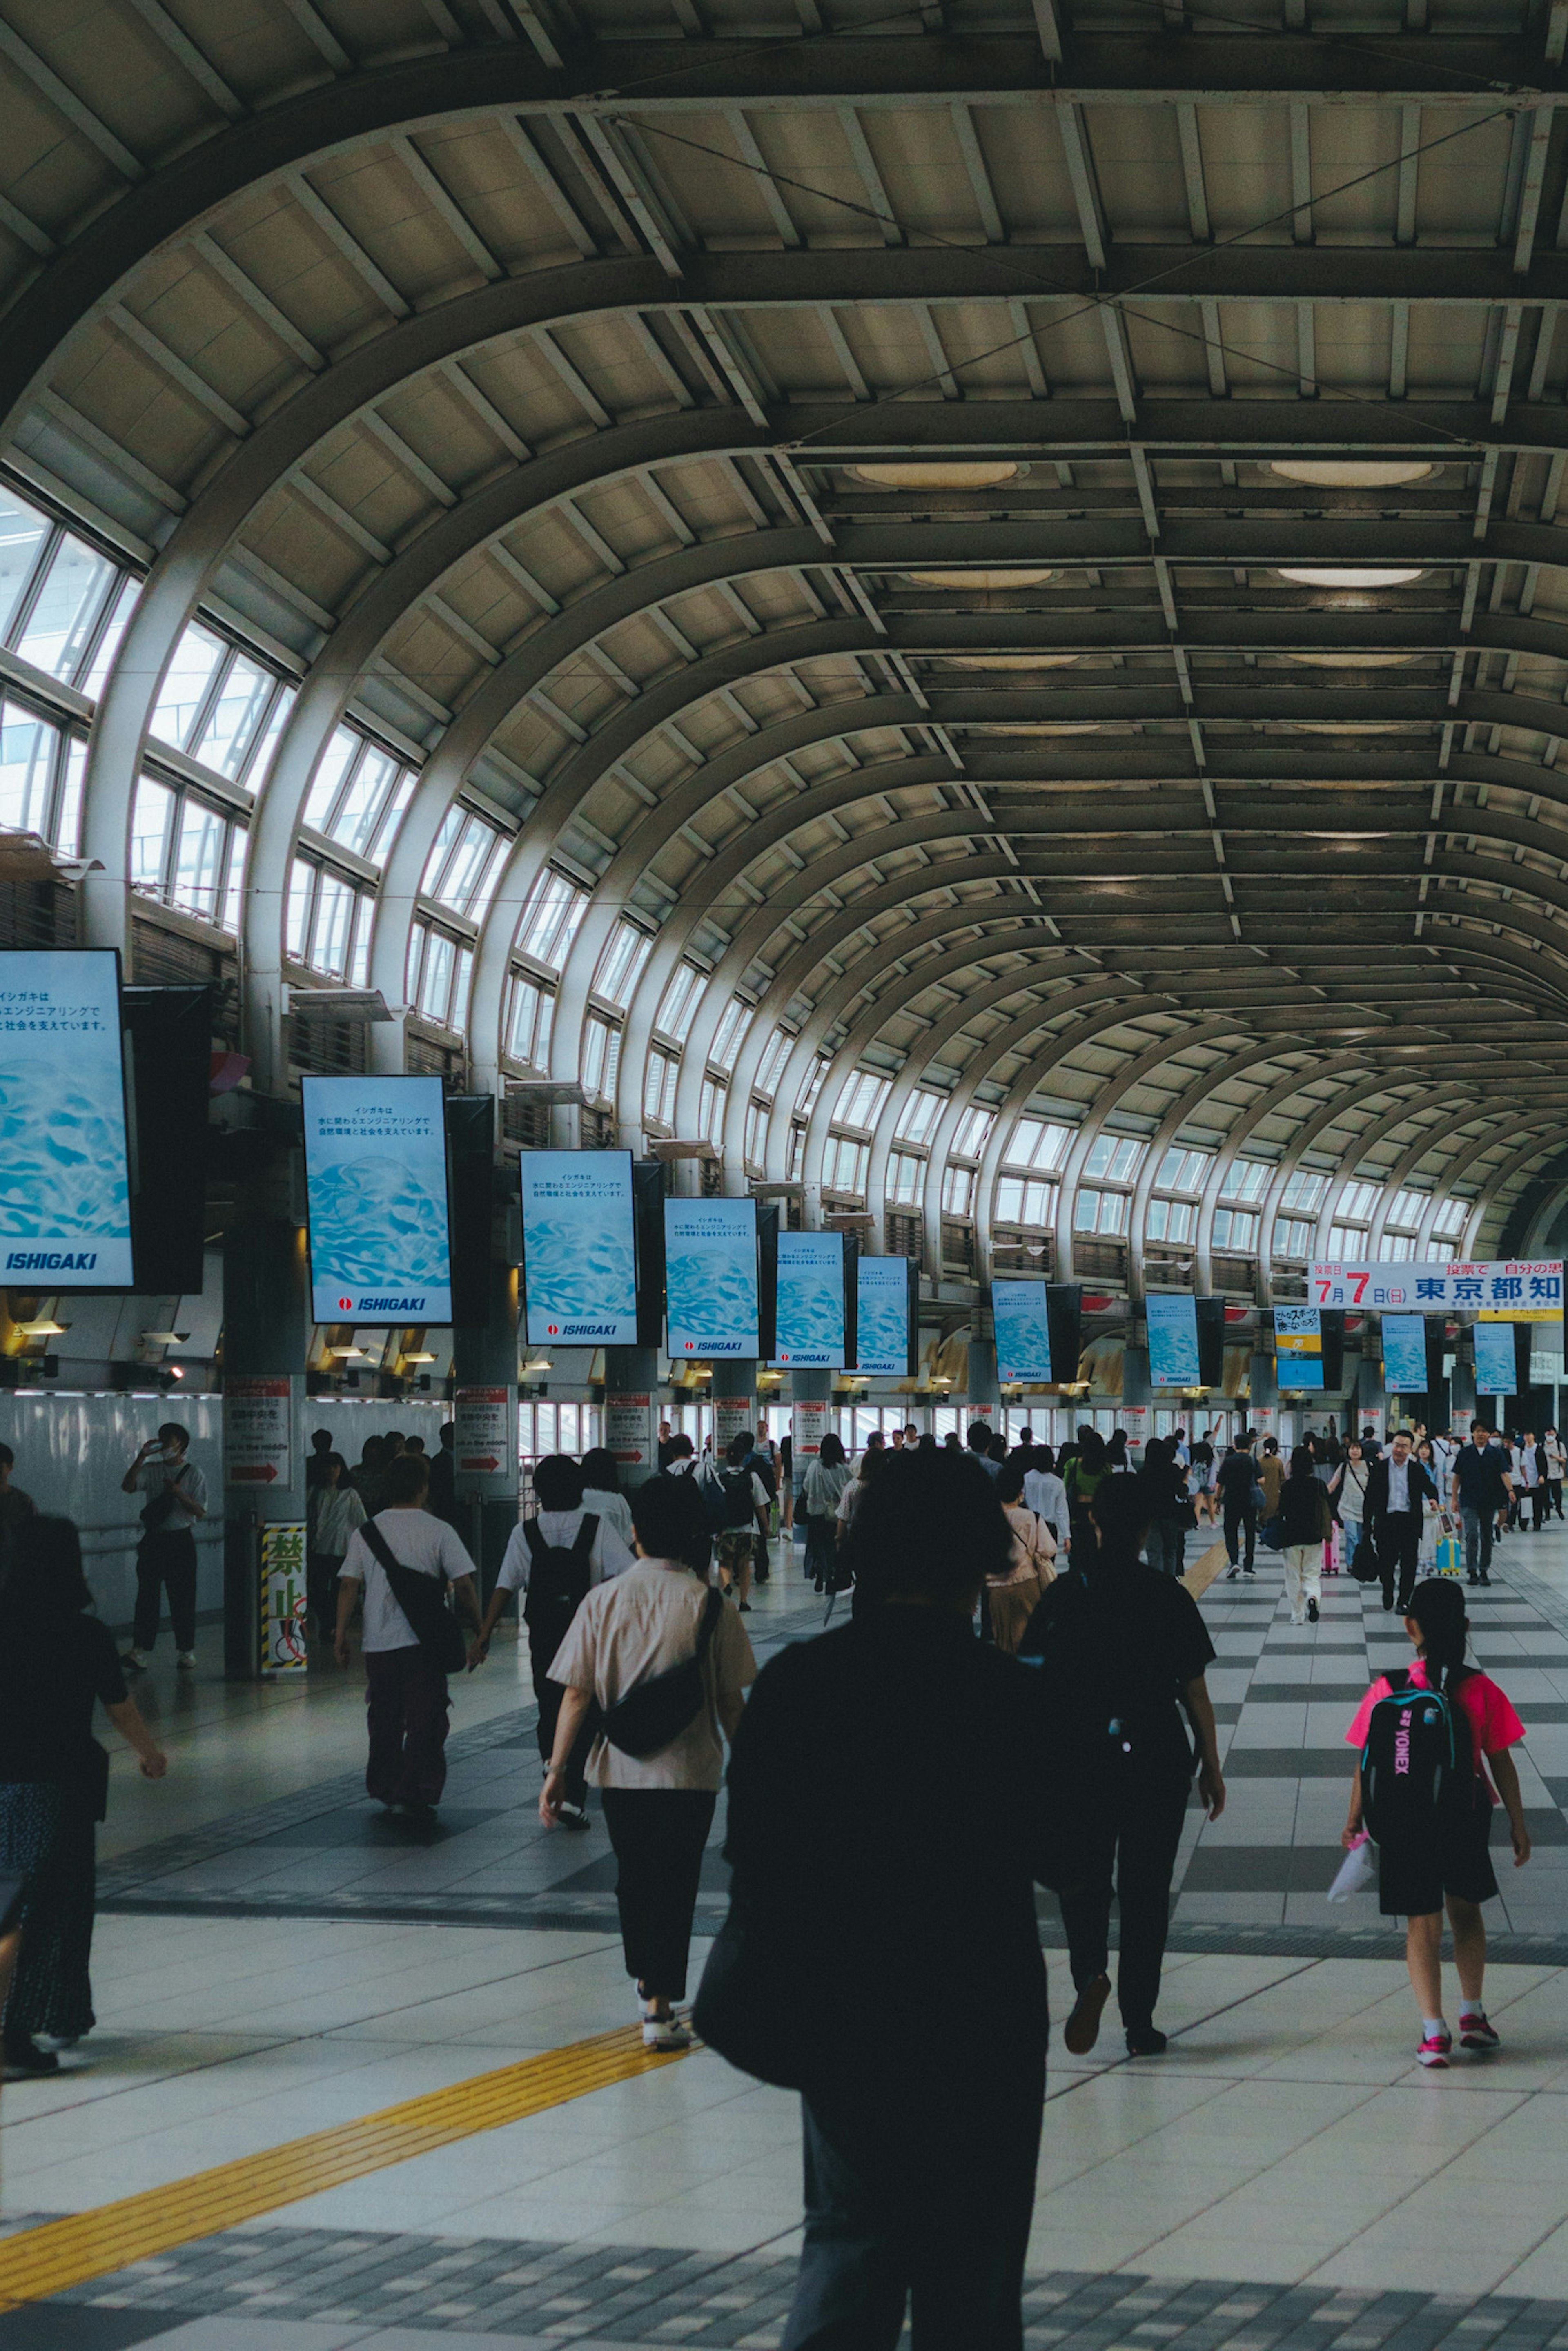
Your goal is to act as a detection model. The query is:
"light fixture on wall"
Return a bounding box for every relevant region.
[853,461,1020,489]
[1276,567,1425,588]
[402,1350,437,1364]
[1269,459,1434,488]
[141,1330,191,1346]
[330,1345,370,1360]
[16,1318,67,1337]
[906,569,1054,589]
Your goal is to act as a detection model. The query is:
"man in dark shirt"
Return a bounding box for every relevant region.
[425,1422,460,1530]
[1216,1433,1260,1578]
[1450,1421,1513,1586]
[0,1443,35,1542]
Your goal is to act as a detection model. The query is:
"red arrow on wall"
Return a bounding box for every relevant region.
[231,1464,279,1483]
[460,1455,500,1473]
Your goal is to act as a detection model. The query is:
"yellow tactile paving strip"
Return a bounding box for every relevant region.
[0,2021,690,2313]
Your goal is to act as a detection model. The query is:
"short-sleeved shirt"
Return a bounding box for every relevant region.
[495,1508,635,1598]
[548,1557,756,1790]
[1022,1468,1069,1546]
[136,1455,208,1520]
[1452,1444,1510,1513]
[339,1508,477,1653]
[0,1609,126,1784]
[1346,1660,1525,1803]
[1019,1561,1216,1775]
[580,1486,635,1549]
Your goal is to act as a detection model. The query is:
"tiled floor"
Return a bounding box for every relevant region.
[10,1520,1568,2347]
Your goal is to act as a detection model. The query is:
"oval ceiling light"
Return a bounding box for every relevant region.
[906,569,1054,589]
[852,461,1019,489]
[1276,567,1425,588]
[1284,652,1415,668]
[942,653,1078,669]
[1269,459,1434,489]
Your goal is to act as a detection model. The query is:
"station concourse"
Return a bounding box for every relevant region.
[9,0,1568,2338]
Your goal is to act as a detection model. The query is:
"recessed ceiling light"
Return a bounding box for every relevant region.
[977,722,1101,735]
[906,569,1054,590]
[942,653,1078,669]
[1270,459,1434,488]
[1277,567,1425,588]
[853,461,1019,489]
[1284,652,1415,668]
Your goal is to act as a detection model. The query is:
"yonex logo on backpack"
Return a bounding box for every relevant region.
[1361,1669,1463,1844]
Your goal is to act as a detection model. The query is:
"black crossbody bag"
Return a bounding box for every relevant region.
[599,1587,724,1758]
[360,1520,468,1675]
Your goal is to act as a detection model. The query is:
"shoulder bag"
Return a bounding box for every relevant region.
[599,1587,724,1758]
[360,1520,468,1675]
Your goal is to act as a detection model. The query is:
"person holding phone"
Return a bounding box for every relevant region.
[120,1424,207,1675]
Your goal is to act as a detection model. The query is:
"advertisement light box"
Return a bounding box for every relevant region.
[302,1076,454,1325]
[1147,1292,1200,1389]
[1474,1319,1517,1397]
[520,1149,638,1346]
[774,1230,846,1369]
[665,1198,759,1358]
[1381,1314,1430,1393]
[1274,1303,1324,1390]
[993,1279,1054,1384]
[0,948,134,1289]
[856,1256,913,1377]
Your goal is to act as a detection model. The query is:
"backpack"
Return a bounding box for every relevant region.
[1360,1666,1469,1846]
[746,1449,778,1507]
[719,1466,757,1530]
[1018,1574,1191,1777]
[520,1514,598,1653]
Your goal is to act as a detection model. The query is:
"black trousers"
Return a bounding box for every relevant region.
[601,1786,716,2000]
[783,2063,1044,2351]
[1057,1765,1191,2033]
[1376,1511,1422,1611]
[1223,1501,1256,1570]
[531,1645,594,1809]
[132,1528,198,1653]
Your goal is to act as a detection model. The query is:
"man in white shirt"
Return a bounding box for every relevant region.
[120,1422,209,1675]
[335,1453,480,1814]
[1022,1447,1071,1552]
[713,1431,772,1613]
[468,1453,635,1827]
[1544,1426,1566,1521]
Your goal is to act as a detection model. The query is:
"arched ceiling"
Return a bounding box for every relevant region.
[5,0,1568,1294]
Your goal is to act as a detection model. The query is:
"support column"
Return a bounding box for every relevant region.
[1121,1343,1151,1459]
[605,1344,661,1491]
[966,1337,1000,1429]
[454,1260,519,1596]
[713,1356,757,1456]
[222,1208,309,1681]
[1357,1350,1387,1431]
[790,1366,833,1504]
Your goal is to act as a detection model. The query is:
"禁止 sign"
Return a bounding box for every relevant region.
[225,1375,292,1486]
[519,1150,638,1346]
[0,948,134,1288]
[259,1522,307,1675]
[664,1198,759,1358]
[302,1075,454,1325]
[1312,1259,1563,1323]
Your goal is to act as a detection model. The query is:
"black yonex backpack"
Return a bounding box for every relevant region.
[521,1514,598,1653]
[1360,1667,1468,1845]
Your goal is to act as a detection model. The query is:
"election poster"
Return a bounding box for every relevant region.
[301,1076,453,1324]
[519,1150,638,1346]
[1312,1259,1563,1323]
[0,948,134,1288]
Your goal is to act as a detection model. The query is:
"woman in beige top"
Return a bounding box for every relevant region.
[987,1455,1057,1654]
[543,1471,755,2049]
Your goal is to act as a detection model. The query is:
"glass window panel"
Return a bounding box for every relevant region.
[348,891,372,987]
[1005,1119,1071,1175]
[888,1151,922,1203]
[515,869,588,971]
[243,684,294,793]
[310,870,354,976]
[419,930,455,1025]
[221,823,247,938]
[303,729,359,834]
[754,1024,793,1098]
[1147,1197,1168,1241]
[581,1013,611,1095]
[14,533,115,682]
[0,498,51,639]
[80,576,140,700]
[656,960,702,1043]
[596,920,653,1010]
[699,1076,725,1143]
[899,1089,945,1146]
[368,766,416,864]
[942,1165,973,1217]
[131,775,174,892]
[744,1100,768,1165]
[0,702,57,834]
[335,746,401,854]
[452,946,473,1033]
[508,974,555,1068]
[195,655,275,780]
[645,1048,677,1125]
[953,1107,994,1160]
[151,626,225,750]
[55,737,85,857]
[710,994,751,1070]
[171,798,225,922]
[286,860,315,962]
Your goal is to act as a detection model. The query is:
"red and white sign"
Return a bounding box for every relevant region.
[606,1391,655,1470]
[1120,1404,1149,1452]
[455,1386,513,1480]
[791,1399,829,1463]
[225,1376,291,1487]
[1250,1405,1277,1439]
[715,1396,755,1454]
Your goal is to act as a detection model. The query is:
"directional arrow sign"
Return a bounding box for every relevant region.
[459,1454,500,1473]
[230,1463,279,1483]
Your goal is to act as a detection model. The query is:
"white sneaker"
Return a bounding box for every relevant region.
[119,1649,147,1672]
[641,2016,693,2052]
[176,1651,196,1671]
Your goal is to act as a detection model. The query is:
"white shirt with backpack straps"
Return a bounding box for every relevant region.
[340,1509,478,1653]
[494,1509,636,1601]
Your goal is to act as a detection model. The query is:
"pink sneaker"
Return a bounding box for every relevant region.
[1459,2013,1500,2052]
[1418,2030,1452,2069]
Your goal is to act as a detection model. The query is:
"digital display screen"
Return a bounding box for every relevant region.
[774,1230,846,1368]
[302,1075,454,1324]
[1474,1319,1517,1397]
[519,1149,638,1346]
[1274,1303,1324,1390]
[665,1198,759,1358]
[1381,1314,1429,1393]
[993,1279,1053,1384]
[1147,1292,1200,1388]
[856,1256,912,1377]
[0,948,134,1288]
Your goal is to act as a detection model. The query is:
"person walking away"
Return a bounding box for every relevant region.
[306,1428,333,1492]
[989,1456,1057,1650]
[351,1433,388,1518]
[1528,1433,1550,1532]
[1343,1577,1528,2066]
[780,1432,793,1537]
[120,1423,207,1675]
[1278,1447,1332,1624]
[580,1446,635,1549]
[715,1432,770,1613]
[334,1454,481,1816]
[1217,1433,1260,1581]
[0,1444,35,1543]
[1450,1422,1512,1588]
[0,1517,167,2076]
[1257,1435,1285,1528]
[746,1434,779,1586]
[1544,1426,1566,1522]
[801,1432,851,1595]
[1022,1443,1071,1558]
[1366,1430,1441,1614]
[1416,1439,1445,1571]
[1020,1472,1225,2060]
[1063,1428,1109,1551]
[835,1444,883,1594]
[1189,1427,1216,1525]
[542,1473,753,2048]
[426,1422,461,1531]
[1142,1435,1194,1578]
[1328,1438,1370,1580]
[307,1453,365,1644]
[468,1453,635,1829]
[1512,1431,1541,1531]
[714,1447,1063,2348]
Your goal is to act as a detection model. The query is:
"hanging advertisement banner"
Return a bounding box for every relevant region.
[855,1257,913,1377]
[715,1395,755,1453]
[1474,1321,1518,1396]
[301,1075,454,1324]
[454,1385,513,1479]
[992,1279,1053,1383]
[0,947,135,1288]
[1275,1304,1324,1389]
[1146,1292,1201,1388]
[225,1375,292,1487]
[1312,1259,1563,1321]
[605,1391,656,1471]
[664,1198,759,1358]
[519,1150,638,1345]
[791,1398,830,1463]
[774,1231,846,1369]
[1381,1315,1430,1393]
[259,1522,307,1676]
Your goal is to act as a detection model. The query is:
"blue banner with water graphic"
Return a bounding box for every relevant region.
[1474,1319,1517,1397]
[520,1149,638,1346]
[665,1198,759,1358]
[774,1230,846,1368]
[1381,1314,1429,1394]
[993,1279,1053,1384]
[302,1075,454,1324]
[0,948,134,1288]
[856,1256,912,1376]
[1147,1291,1200,1388]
